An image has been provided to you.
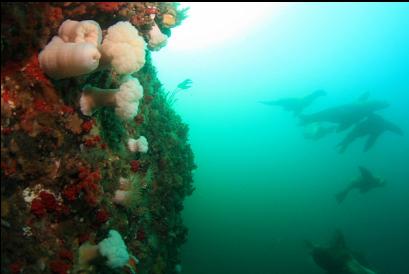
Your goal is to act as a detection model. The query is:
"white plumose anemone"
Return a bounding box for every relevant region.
[58,19,102,47]
[100,21,146,75]
[79,76,143,120]
[127,136,149,153]
[38,36,101,80]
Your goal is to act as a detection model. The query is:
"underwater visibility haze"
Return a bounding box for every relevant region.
[1,2,409,274]
[154,2,409,274]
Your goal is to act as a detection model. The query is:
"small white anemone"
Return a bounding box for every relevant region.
[127,136,148,153]
[112,177,143,209]
[113,190,131,206]
[98,230,130,269]
[147,22,168,51]
[113,178,131,206]
[79,230,130,269]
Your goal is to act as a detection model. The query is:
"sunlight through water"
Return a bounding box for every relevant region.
[166,2,288,51]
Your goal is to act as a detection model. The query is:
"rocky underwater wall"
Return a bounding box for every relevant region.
[1,3,195,274]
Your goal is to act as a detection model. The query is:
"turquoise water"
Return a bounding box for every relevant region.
[154,3,409,274]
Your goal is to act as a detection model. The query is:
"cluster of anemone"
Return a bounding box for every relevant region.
[39,18,169,79]
[39,20,102,79]
[39,18,169,121]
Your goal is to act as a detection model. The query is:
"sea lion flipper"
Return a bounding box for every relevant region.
[358,166,375,181]
[336,122,353,133]
[331,230,347,249]
[357,91,371,102]
[364,134,379,152]
[259,100,278,106]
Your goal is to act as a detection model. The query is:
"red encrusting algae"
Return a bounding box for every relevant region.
[96,2,124,12]
[84,135,102,148]
[81,120,93,133]
[59,249,74,262]
[49,259,71,274]
[63,184,80,202]
[130,160,140,172]
[8,261,23,274]
[96,208,109,224]
[30,198,46,217]
[72,167,103,207]
[22,54,51,85]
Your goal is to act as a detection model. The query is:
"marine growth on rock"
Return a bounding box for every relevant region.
[1,2,194,274]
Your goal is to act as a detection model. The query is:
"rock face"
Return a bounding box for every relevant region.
[1,3,195,274]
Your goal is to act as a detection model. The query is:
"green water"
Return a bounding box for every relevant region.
[154,3,409,273]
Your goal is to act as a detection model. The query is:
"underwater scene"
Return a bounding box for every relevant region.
[1,2,408,274]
